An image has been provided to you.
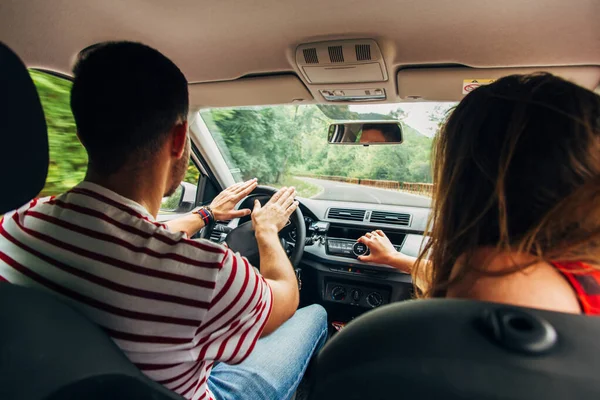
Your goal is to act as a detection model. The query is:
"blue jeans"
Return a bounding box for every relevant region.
[208,304,328,400]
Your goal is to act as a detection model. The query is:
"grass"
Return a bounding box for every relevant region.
[266,176,321,198]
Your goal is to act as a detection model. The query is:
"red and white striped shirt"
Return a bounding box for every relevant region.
[0,182,273,400]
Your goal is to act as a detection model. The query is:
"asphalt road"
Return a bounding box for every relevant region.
[297,177,431,208]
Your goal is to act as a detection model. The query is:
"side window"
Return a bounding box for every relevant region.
[159,160,202,213]
[184,159,201,185]
[30,70,87,197]
[30,69,203,212]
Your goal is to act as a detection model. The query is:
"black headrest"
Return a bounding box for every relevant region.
[310,299,600,400]
[0,42,48,214]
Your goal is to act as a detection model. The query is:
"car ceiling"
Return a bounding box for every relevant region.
[1,0,599,106]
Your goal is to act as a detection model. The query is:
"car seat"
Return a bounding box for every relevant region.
[310,291,600,399]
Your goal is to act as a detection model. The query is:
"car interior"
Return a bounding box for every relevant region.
[1,0,600,399]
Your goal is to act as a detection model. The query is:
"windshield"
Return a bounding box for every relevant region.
[200,102,456,207]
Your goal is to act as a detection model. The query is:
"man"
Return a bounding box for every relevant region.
[0,42,327,400]
[359,123,402,144]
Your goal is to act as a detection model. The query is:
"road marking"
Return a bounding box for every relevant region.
[365,192,382,204]
[323,180,382,203]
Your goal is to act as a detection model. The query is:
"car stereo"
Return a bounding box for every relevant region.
[326,237,404,259]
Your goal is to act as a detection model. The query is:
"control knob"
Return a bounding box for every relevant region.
[351,289,362,303]
[352,241,370,257]
[331,286,347,301]
[366,292,383,308]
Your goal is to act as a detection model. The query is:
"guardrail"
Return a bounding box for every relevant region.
[301,174,360,185]
[359,179,400,190]
[301,174,433,197]
[399,182,433,197]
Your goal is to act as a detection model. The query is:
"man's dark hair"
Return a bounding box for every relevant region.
[71,41,189,174]
[362,123,402,141]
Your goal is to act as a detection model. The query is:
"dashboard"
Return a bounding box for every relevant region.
[208,197,430,319]
[290,197,429,263]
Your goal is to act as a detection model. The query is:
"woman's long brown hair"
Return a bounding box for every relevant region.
[413,73,600,298]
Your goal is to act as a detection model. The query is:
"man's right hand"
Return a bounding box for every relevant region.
[250,186,301,336]
[251,187,299,236]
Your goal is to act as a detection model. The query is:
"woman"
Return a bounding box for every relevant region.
[358,73,600,315]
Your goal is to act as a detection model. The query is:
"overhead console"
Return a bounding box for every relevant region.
[296,39,389,102]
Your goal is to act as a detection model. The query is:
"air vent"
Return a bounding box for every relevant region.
[209,231,223,243]
[355,44,372,61]
[327,208,366,221]
[303,48,319,64]
[369,211,411,226]
[296,39,387,84]
[328,46,344,63]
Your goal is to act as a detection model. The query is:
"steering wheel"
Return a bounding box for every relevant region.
[201,186,306,268]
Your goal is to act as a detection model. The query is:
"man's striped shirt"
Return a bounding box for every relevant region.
[0,182,273,400]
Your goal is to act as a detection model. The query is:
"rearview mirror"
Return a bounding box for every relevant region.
[327,121,403,145]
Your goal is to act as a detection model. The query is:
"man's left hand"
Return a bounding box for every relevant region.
[210,178,258,221]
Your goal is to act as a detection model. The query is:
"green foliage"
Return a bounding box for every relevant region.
[184,161,201,184]
[30,70,88,196]
[203,104,442,187]
[202,106,309,184]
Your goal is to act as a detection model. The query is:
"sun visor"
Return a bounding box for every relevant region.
[189,74,313,109]
[397,66,600,101]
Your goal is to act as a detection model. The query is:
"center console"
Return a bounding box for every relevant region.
[302,224,412,311]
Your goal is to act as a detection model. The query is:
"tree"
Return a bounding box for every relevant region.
[184,161,201,184]
[30,70,88,196]
[201,106,307,184]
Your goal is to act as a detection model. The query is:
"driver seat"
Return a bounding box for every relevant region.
[0,42,183,400]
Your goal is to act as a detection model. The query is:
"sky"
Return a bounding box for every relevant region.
[349,102,456,137]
